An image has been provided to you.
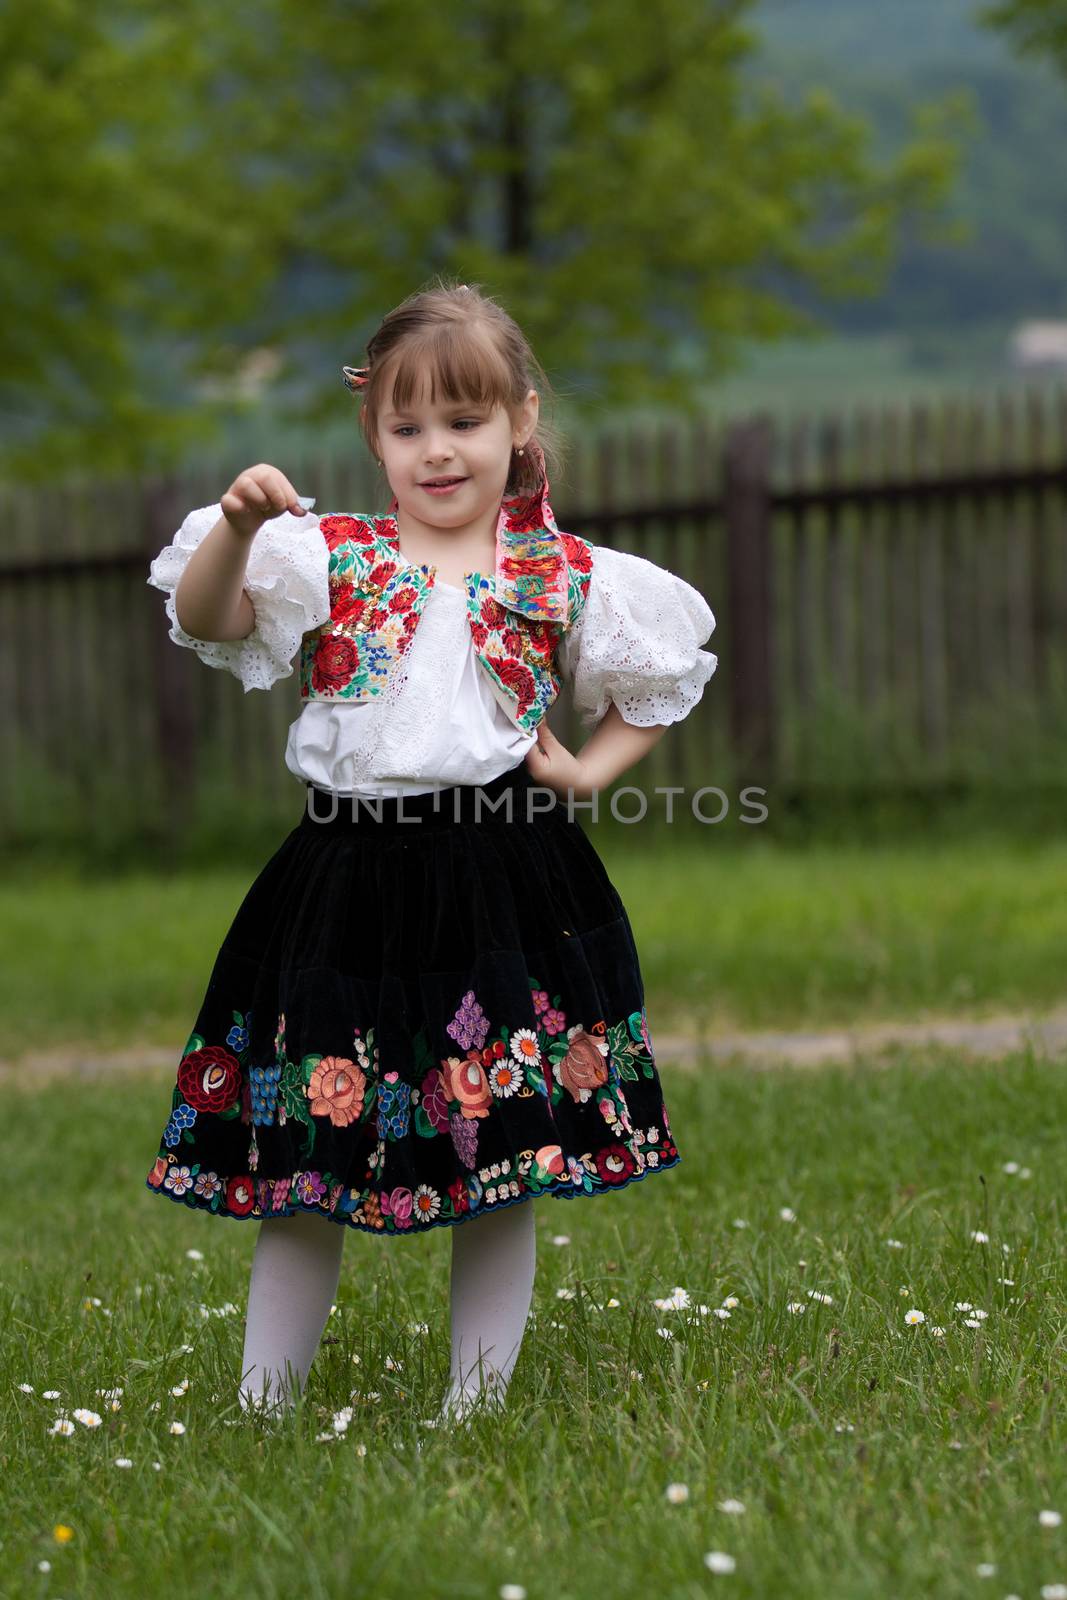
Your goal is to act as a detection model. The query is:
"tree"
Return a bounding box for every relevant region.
[0,0,301,480]
[979,0,1067,69]
[0,0,972,479]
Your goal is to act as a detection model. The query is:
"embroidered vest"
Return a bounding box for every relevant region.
[299,483,594,735]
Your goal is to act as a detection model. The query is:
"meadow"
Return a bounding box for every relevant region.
[2,832,1065,1599]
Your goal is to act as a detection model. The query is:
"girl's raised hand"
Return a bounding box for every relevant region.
[221,464,309,540]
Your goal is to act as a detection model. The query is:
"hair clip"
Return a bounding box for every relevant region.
[342,365,371,392]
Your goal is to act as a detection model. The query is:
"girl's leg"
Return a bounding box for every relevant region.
[438,1199,537,1421]
[238,1208,346,1415]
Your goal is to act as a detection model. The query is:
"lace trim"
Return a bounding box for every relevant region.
[557,543,718,729]
[146,503,331,693]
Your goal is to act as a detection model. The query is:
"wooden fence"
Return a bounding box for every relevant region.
[2,384,1067,850]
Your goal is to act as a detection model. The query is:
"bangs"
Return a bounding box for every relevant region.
[380,324,515,416]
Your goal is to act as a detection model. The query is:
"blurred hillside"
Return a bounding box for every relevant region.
[705,0,1067,421]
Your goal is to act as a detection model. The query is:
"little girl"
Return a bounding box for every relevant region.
[144,279,717,1425]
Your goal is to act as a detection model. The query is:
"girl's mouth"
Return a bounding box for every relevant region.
[420,477,468,495]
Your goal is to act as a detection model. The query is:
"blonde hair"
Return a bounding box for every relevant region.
[353,275,566,499]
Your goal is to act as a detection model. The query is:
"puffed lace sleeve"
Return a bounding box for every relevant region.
[557,544,718,729]
[146,501,331,692]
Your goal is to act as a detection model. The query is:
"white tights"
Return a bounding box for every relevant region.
[237,1199,537,1421]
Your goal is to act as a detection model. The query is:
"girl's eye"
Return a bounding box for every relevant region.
[393,420,480,436]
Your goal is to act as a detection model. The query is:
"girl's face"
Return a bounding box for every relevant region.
[376,379,539,536]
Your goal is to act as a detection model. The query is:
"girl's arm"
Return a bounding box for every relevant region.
[527,539,716,800]
[173,463,308,643]
[147,470,329,695]
[525,709,667,801]
[173,515,257,642]
[578,703,668,789]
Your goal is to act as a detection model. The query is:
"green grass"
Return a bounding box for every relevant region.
[1,1051,1063,1598]
[3,832,1067,1060]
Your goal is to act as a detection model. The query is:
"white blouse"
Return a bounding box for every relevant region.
[147,502,718,796]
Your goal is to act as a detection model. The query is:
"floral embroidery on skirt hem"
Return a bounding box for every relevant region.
[144,1147,682,1238]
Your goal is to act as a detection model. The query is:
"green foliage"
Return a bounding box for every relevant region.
[980,0,1067,72]
[0,0,967,479]
[0,0,302,479]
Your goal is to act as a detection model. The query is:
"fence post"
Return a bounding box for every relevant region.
[724,413,776,785]
[142,473,199,858]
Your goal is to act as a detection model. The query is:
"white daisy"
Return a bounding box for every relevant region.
[42,1389,61,1400]
[509,1028,542,1069]
[971,1230,989,1244]
[665,1482,690,1503]
[779,1207,796,1222]
[885,1238,904,1249]
[168,1420,186,1435]
[717,1498,746,1515]
[704,1551,737,1574]
[786,1302,806,1314]
[72,1408,103,1428]
[49,1417,76,1436]
[1039,1510,1063,1528]
[654,1287,691,1310]
[17,1382,34,1393]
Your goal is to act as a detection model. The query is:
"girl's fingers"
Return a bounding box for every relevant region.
[259,471,305,516]
[226,467,307,520]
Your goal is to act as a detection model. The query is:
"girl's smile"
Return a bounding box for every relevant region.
[420,477,469,495]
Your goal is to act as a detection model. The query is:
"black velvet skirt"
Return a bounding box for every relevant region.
[145,762,682,1237]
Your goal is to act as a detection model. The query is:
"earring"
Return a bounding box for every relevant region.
[515,445,525,455]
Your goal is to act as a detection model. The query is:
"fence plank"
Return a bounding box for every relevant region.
[724,415,775,780]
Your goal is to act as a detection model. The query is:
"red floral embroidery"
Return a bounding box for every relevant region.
[177,1046,241,1113]
[502,627,522,654]
[333,589,368,628]
[470,622,489,649]
[479,594,507,629]
[367,560,398,587]
[225,1175,255,1216]
[320,515,375,552]
[503,491,545,532]
[387,585,418,614]
[488,655,536,713]
[559,530,593,574]
[311,635,360,694]
[525,622,557,658]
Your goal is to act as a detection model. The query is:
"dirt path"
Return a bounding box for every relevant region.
[2,1003,1065,1087]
